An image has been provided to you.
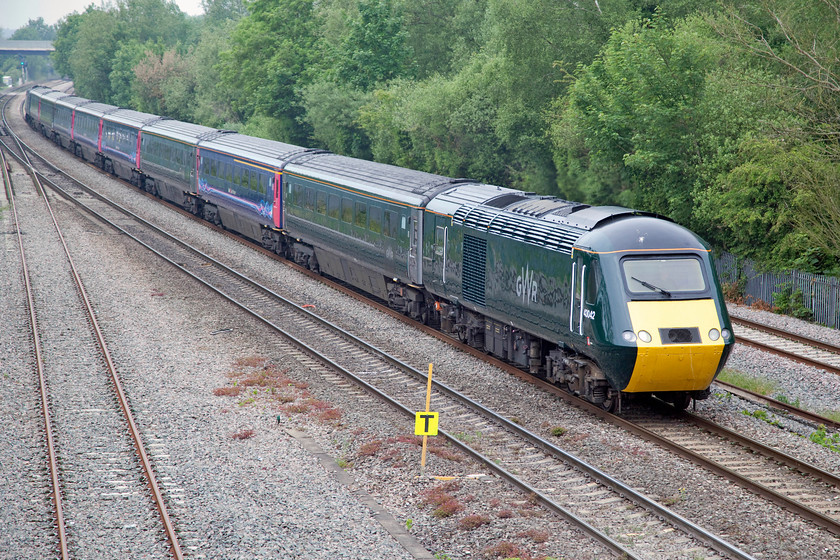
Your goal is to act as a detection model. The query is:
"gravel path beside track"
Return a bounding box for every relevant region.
[4,90,840,559]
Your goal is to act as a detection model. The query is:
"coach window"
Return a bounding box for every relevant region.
[342,198,353,223]
[305,188,316,211]
[383,211,395,238]
[369,207,382,234]
[328,194,340,219]
[316,191,326,214]
[355,202,367,228]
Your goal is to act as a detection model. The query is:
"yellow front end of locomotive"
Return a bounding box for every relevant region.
[623,299,726,393]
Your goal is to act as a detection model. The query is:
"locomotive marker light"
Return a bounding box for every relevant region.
[416,364,439,477]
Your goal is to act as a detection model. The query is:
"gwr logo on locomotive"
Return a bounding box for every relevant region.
[516,265,538,305]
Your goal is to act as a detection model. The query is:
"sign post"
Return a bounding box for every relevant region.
[415,363,438,477]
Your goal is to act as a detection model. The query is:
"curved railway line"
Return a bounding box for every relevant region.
[3,87,756,560]
[6,84,840,558]
[1,92,184,559]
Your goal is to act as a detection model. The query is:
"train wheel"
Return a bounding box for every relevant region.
[599,395,617,413]
[671,392,692,411]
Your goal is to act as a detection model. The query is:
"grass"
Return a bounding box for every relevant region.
[213,386,242,397]
[662,487,687,506]
[458,514,491,530]
[421,480,465,518]
[358,440,382,457]
[482,541,521,559]
[716,368,779,395]
[453,430,482,444]
[720,369,840,424]
[820,410,840,423]
[518,528,549,544]
[809,426,840,453]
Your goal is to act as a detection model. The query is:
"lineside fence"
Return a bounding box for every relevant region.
[715,252,840,329]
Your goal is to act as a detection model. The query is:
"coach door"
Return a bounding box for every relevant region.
[570,253,587,337]
[408,212,421,284]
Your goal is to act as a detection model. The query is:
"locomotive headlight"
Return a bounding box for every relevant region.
[721,328,732,341]
[638,330,652,343]
[708,328,720,341]
[622,330,637,343]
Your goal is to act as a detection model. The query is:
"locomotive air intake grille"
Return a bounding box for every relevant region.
[462,234,487,307]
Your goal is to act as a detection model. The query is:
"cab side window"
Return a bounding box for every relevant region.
[585,260,601,305]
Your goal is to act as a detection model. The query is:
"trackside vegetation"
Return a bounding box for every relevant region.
[8,0,840,276]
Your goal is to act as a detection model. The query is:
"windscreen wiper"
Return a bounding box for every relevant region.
[631,276,672,298]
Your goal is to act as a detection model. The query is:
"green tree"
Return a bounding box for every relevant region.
[201,0,249,25]
[109,40,149,107]
[549,15,776,223]
[397,0,487,78]
[711,0,840,270]
[218,0,318,143]
[116,0,189,45]
[133,48,193,119]
[300,79,373,157]
[52,11,87,79]
[332,0,413,89]
[694,139,809,267]
[359,54,509,183]
[10,17,56,40]
[69,10,122,102]
[187,22,240,127]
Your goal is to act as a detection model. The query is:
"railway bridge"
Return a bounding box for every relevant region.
[0,40,54,83]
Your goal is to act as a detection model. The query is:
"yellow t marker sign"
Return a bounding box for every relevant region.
[415,412,439,436]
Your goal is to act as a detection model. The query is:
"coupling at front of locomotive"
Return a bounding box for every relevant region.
[577,215,735,407]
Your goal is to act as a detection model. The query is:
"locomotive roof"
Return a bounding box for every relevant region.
[577,214,709,255]
[427,184,678,254]
[198,133,311,169]
[103,107,165,129]
[286,153,460,207]
[142,118,223,145]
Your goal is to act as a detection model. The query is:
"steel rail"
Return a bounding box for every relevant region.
[714,380,840,432]
[731,317,840,376]
[1,106,643,558]
[732,316,840,355]
[3,109,184,560]
[7,89,770,558]
[1,136,70,560]
[25,161,760,560]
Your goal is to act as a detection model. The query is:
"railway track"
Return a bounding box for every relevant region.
[1,105,184,558]
[4,90,756,560]
[439,336,840,537]
[10,85,840,557]
[732,315,840,376]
